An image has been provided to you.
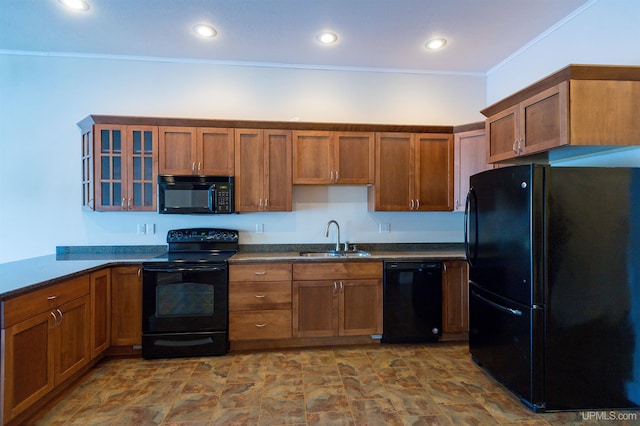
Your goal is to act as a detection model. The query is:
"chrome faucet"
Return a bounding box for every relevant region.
[324,220,341,252]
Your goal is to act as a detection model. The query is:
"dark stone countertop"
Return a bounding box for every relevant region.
[0,243,466,300]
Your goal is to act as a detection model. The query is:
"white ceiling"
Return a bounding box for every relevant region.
[1,0,592,74]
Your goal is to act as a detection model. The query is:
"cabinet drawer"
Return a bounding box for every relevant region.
[229,282,291,311]
[229,310,292,340]
[293,261,382,280]
[229,263,292,282]
[2,275,91,328]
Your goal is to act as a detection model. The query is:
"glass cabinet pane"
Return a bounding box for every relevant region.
[133,157,141,180]
[133,130,141,154]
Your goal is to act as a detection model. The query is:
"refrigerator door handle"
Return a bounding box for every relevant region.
[471,290,523,316]
[464,187,477,265]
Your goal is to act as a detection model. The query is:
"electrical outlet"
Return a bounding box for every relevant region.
[256,223,264,233]
[136,224,146,235]
[379,223,390,233]
[146,224,155,234]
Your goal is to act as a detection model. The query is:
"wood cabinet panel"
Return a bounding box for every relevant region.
[235,129,291,212]
[454,128,492,211]
[159,126,234,175]
[230,263,292,282]
[54,295,91,384]
[229,310,292,340]
[442,261,469,333]
[293,262,382,280]
[340,279,383,336]
[293,281,339,338]
[2,311,54,423]
[370,132,453,211]
[229,282,292,311]
[293,131,333,184]
[335,132,374,184]
[293,131,373,184]
[111,266,142,347]
[414,134,454,211]
[198,127,235,175]
[90,269,111,359]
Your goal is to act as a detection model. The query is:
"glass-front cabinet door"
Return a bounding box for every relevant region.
[93,124,157,211]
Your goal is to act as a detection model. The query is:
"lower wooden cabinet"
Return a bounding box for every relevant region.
[1,276,90,424]
[90,268,111,359]
[442,261,469,333]
[229,263,293,341]
[110,266,142,347]
[292,262,383,338]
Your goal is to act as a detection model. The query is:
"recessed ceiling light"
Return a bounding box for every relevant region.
[193,24,217,38]
[316,31,338,44]
[425,37,447,50]
[58,0,90,11]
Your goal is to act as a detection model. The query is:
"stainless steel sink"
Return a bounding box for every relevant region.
[343,250,371,257]
[298,250,370,258]
[299,251,342,257]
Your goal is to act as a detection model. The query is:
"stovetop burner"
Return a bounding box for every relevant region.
[144,228,239,265]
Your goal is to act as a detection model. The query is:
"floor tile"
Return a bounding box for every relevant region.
[37,341,633,425]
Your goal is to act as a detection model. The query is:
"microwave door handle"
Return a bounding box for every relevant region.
[208,184,216,212]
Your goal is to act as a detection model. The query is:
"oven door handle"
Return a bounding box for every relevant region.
[143,265,225,273]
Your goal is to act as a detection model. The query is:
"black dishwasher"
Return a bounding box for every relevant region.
[382,261,442,343]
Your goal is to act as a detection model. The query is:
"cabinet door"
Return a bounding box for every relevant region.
[158,126,197,174]
[111,266,142,347]
[81,129,95,210]
[520,82,567,155]
[293,131,333,184]
[2,311,55,423]
[372,133,413,211]
[127,126,158,211]
[264,130,292,211]
[339,280,382,336]
[442,261,469,333]
[414,133,454,211]
[198,127,234,175]
[235,129,265,212]
[486,106,518,163]
[454,129,491,212]
[94,125,127,211]
[293,281,338,337]
[335,132,374,184]
[55,295,91,384]
[90,269,111,359]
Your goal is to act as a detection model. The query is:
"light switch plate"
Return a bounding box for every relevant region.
[379,223,390,233]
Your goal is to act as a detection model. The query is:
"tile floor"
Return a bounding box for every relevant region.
[35,342,637,425]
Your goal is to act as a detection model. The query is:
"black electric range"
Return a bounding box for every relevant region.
[141,228,239,359]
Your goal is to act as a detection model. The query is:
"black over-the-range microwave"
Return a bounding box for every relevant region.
[158,175,234,214]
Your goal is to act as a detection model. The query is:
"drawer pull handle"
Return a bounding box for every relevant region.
[254,323,268,328]
[255,295,266,298]
[254,271,267,275]
[47,296,57,301]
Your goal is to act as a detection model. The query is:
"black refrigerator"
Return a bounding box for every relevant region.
[465,164,640,412]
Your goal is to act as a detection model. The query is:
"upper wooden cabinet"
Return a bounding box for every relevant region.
[235,129,292,212]
[293,131,374,184]
[369,132,454,211]
[453,125,493,212]
[158,126,234,175]
[81,123,158,211]
[482,65,640,163]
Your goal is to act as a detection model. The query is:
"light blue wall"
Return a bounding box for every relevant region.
[0,56,485,262]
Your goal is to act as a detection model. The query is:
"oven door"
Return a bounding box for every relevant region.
[142,263,228,334]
